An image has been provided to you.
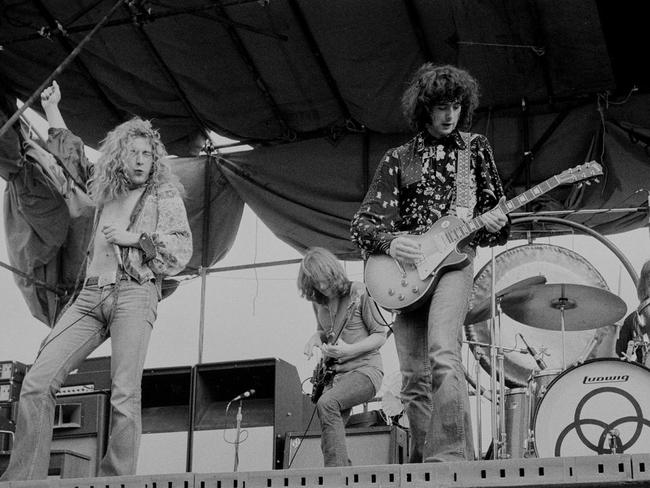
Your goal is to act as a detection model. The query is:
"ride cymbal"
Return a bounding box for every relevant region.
[501,283,627,331]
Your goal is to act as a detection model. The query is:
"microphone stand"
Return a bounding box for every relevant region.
[233,399,243,472]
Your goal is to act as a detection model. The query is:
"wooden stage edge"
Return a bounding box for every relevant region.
[1,453,650,488]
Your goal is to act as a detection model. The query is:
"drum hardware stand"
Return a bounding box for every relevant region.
[487,249,508,460]
[473,344,485,458]
[495,298,508,459]
[524,432,537,458]
[551,291,574,369]
[574,333,601,366]
[465,339,523,355]
[607,429,623,454]
[464,343,524,456]
[523,373,539,459]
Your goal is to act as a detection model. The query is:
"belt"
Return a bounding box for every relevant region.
[84,276,100,286]
[84,274,137,287]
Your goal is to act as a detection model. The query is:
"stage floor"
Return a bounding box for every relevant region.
[1,452,649,487]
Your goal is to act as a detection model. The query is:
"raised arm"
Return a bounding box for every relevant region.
[40,81,67,129]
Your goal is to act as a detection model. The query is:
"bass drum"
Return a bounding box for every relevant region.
[466,243,609,388]
[533,359,650,456]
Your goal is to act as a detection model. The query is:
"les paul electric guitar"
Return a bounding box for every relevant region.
[364,161,603,313]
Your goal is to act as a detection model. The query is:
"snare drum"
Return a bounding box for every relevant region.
[533,359,650,457]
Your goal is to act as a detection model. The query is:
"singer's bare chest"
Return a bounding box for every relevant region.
[98,187,145,229]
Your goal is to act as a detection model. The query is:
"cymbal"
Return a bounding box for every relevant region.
[464,275,547,325]
[501,283,627,331]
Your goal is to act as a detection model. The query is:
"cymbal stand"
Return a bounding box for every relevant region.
[553,291,570,369]
[488,251,507,459]
[473,343,486,458]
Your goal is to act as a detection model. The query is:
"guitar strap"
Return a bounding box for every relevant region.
[455,131,474,221]
[328,288,363,345]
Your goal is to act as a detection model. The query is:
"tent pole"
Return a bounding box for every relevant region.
[0,0,125,140]
[187,154,213,472]
[198,266,207,364]
[198,154,214,363]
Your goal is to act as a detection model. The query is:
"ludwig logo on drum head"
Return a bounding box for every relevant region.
[583,375,629,384]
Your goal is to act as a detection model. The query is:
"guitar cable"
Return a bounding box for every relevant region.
[286,384,319,468]
[373,299,395,338]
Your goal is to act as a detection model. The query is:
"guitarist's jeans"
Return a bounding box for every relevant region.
[316,371,376,467]
[394,261,475,463]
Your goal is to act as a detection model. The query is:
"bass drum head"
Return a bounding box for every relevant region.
[533,359,650,456]
[466,243,609,388]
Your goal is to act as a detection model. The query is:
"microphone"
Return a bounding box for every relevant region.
[647,189,650,229]
[113,244,123,269]
[519,334,547,370]
[231,389,256,402]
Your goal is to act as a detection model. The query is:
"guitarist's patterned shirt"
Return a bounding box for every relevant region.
[351,130,509,255]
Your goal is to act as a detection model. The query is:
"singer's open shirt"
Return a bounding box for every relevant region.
[48,128,193,298]
[351,130,509,256]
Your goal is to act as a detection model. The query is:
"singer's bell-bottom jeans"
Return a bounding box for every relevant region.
[0,279,157,481]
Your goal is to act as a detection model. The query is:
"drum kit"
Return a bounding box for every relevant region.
[466,277,650,459]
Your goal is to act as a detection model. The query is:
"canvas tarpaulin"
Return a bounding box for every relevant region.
[1,1,649,325]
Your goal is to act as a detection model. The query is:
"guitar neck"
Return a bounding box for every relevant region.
[447,175,563,243]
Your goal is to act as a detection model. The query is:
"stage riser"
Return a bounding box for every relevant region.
[1,453,649,488]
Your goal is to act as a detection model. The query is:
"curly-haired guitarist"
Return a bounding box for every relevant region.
[351,63,509,463]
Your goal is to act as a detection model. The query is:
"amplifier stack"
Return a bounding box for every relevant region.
[0,361,27,452]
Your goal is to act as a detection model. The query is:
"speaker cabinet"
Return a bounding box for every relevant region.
[283,426,409,468]
[194,358,304,471]
[135,359,305,473]
[51,392,110,476]
[138,365,192,475]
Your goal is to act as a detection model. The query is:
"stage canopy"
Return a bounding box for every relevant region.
[1,0,649,325]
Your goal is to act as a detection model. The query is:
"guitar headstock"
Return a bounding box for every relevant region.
[556,161,603,185]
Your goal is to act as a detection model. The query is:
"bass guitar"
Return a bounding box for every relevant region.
[364,161,603,312]
[309,291,364,403]
[310,356,335,404]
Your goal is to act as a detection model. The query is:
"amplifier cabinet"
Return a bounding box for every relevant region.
[283,426,409,469]
[0,402,17,425]
[62,356,111,393]
[0,362,27,382]
[51,391,110,476]
[0,382,21,403]
[0,402,17,452]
